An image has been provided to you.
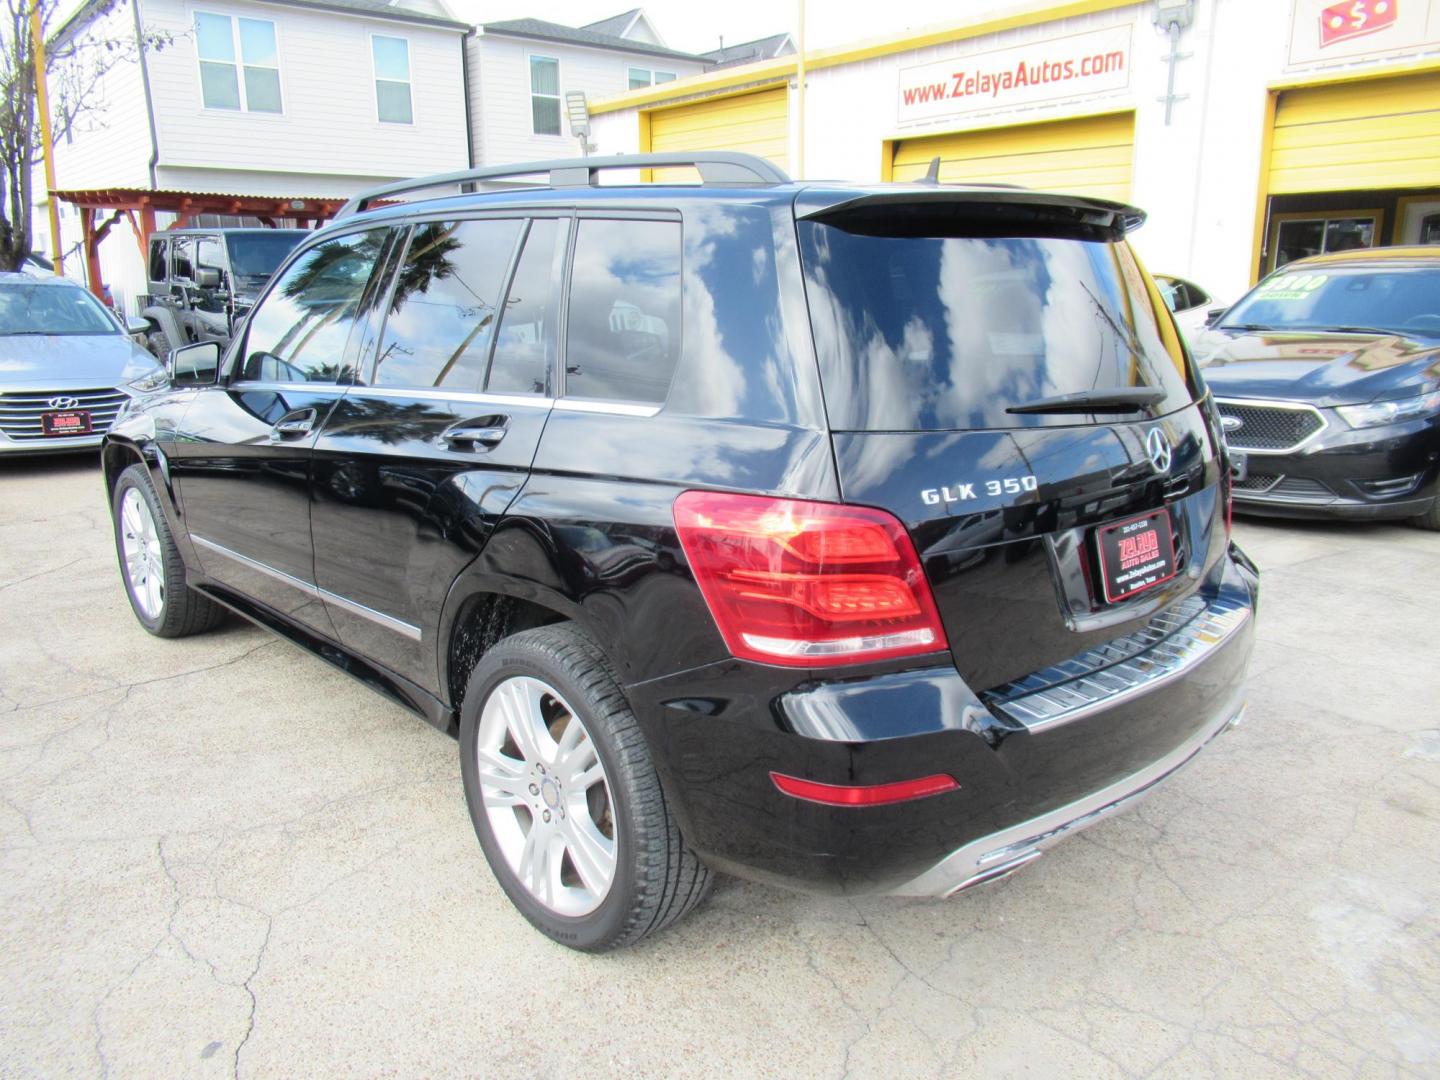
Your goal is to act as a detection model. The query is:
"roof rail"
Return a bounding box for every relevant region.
[334,152,792,219]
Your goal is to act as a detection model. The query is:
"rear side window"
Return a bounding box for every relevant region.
[799,223,1194,431]
[149,239,168,281]
[565,219,682,404]
[372,218,524,390]
[488,218,566,395]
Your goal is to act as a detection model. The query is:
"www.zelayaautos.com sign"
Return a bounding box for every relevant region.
[897,25,1133,126]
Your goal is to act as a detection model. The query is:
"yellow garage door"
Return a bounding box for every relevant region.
[647,87,789,169]
[892,112,1135,201]
[1269,71,1440,193]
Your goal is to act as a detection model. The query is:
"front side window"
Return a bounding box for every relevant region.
[239,230,387,384]
[372,218,524,390]
[565,219,682,404]
[530,56,560,135]
[171,236,195,281]
[195,13,282,113]
[372,35,413,124]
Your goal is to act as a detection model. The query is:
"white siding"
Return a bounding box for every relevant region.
[473,34,705,165]
[141,0,468,185]
[51,2,154,190]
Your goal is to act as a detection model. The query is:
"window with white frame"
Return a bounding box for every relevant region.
[530,56,560,135]
[372,35,413,124]
[627,67,677,90]
[195,13,282,113]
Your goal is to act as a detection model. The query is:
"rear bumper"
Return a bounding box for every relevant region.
[629,547,1259,896]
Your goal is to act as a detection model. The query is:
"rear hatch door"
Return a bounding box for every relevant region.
[796,190,1228,693]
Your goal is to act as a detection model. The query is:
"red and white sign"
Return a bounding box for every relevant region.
[1319,0,1399,46]
[897,26,1132,127]
[1288,0,1440,66]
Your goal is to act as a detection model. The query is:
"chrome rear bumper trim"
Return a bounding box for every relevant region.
[984,586,1252,734]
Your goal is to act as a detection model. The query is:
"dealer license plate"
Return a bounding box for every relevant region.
[41,410,93,437]
[1096,511,1177,603]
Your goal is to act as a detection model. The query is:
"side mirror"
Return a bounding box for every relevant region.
[195,267,222,289]
[168,341,222,387]
[1204,307,1227,328]
[124,315,150,336]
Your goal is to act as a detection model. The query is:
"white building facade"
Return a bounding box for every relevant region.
[43,0,469,312]
[589,0,1440,303]
[464,16,708,166]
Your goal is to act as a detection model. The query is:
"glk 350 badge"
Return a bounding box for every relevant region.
[922,475,1038,505]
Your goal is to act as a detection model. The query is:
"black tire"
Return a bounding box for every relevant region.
[1410,497,1440,532]
[458,624,711,951]
[145,328,172,362]
[111,463,225,638]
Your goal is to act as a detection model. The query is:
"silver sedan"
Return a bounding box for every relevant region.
[0,273,167,455]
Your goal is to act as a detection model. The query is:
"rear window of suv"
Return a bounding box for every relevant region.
[799,222,1194,431]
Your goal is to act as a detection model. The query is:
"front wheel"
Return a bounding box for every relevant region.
[1410,496,1440,532]
[458,625,711,951]
[111,463,225,637]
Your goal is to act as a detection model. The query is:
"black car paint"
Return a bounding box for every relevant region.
[1198,328,1440,520]
[104,179,1256,896]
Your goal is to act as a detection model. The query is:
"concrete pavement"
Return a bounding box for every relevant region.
[2,453,1437,1078]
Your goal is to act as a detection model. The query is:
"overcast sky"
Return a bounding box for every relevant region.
[447,1,1029,55]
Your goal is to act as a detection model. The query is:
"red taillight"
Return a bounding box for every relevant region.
[770,771,959,806]
[673,491,948,667]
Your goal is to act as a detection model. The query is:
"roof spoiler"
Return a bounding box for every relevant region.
[797,189,1146,238]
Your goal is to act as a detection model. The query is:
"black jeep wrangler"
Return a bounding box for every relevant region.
[140,227,304,357]
[103,153,1258,951]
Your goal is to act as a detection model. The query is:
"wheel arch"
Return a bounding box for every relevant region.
[439,582,574,718]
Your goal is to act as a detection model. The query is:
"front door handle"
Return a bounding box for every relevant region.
[270,408,317,440]
[442,418,508,450]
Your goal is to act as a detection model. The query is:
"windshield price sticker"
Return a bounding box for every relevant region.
[1258,272,1328,302]
[1097,511,1177,602]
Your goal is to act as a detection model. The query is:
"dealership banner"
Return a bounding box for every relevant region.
[896,25,1133,127]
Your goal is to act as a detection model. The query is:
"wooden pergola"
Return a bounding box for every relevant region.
[53,188,348,298]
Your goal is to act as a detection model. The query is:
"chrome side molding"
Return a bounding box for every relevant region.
[191,535,422,642]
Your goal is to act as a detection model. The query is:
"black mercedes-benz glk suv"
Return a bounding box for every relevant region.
[103,153,1258,951]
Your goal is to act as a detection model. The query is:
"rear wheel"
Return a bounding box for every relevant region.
[458,624,711,951]
[112,464,225,637]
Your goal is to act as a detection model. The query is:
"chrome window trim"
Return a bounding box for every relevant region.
[226,381,349,395]
[553,398,661,417]
[344,385,556,409]
[192,535,422,641]
[1214,396,1328,455]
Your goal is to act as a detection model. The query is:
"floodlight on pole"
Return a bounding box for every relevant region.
[565,91,595,156]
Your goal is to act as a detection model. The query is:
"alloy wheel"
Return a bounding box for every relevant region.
[120,487,165,620]
[475,675,617,917]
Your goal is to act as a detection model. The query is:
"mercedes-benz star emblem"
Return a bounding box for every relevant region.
[48,396,81,410]
[1146,427,1173,473]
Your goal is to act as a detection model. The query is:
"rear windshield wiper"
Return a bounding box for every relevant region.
[1007,387,1166,415]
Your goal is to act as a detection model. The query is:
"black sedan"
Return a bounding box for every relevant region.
[1192,247,1440,530]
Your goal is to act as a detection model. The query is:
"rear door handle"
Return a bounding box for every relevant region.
[442,418,508,450]
[270,408,317,440]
